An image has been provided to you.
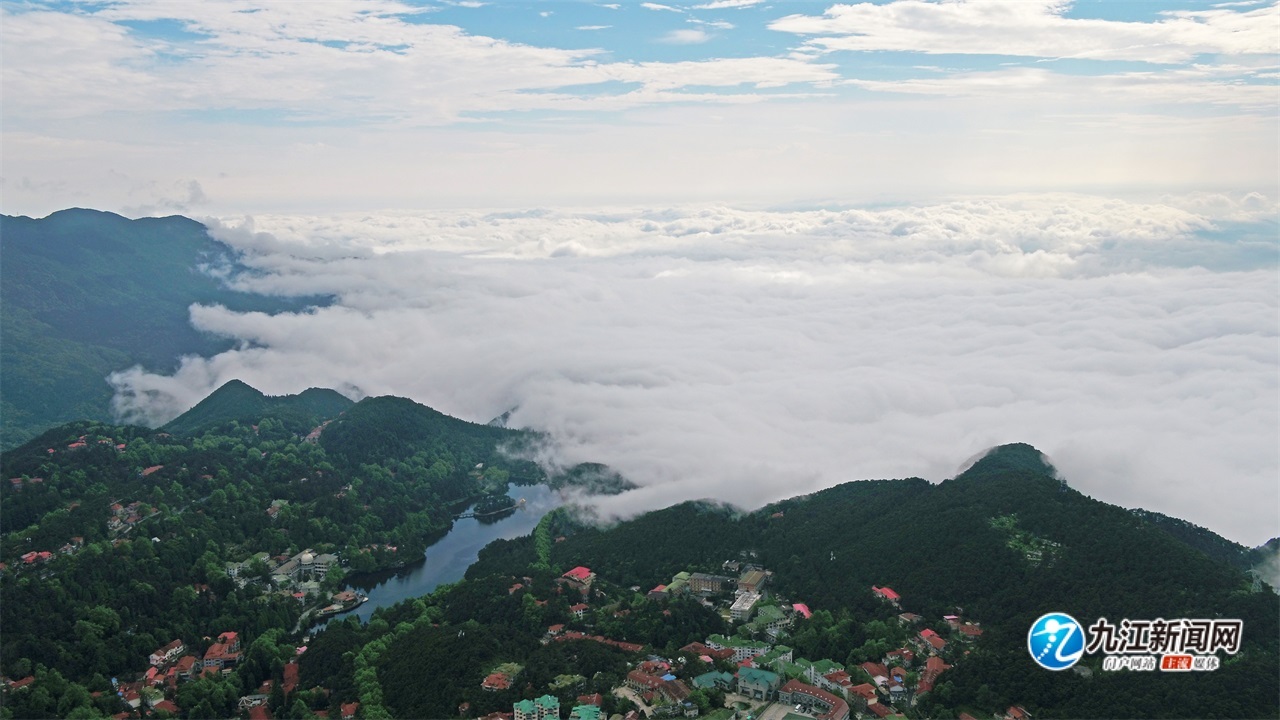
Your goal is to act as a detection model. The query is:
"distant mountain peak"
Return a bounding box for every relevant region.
[163,379,353,435]
[955,442,1059,481]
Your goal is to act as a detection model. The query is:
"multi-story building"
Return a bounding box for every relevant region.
[514,695,561,720]
[731,591,761,621]
[737,668,781,701]
[688,573,735,594]
[777,679,850,720]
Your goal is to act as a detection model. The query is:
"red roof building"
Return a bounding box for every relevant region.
[918,629,947,653]
[860,662,889,685]
[340,703,360,719]
[885,648,915,666]
[282,661,300,695]
[917,656,951,694]
[577,693,603,707]
[871,586,900,603]
[8,676,35,690]
[681,641,733,660]
[481,672,511,691]
[849,683,878,702]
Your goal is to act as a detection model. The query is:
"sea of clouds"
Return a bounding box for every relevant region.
[108,192,1278,546]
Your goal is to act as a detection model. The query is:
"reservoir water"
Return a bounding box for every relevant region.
[329,483,560,625]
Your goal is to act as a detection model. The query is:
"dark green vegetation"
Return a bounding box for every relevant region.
[0,209,322,449]
[301,561,725,720]
[163,380,353,436]
[0,382,550,719]
[365,443,1273,720]
[3,415,1276,719]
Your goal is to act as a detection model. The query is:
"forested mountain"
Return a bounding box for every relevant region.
[0,384,548,718]
[441,443,1277,719]
[2,400,1275,720]
[164,380,353,437]
[0,209,323,449]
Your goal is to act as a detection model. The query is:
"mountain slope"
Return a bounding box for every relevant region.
[0,209,323,448]
[162,379,354,436]
[318,395,521,469]
[461,443,1278,719]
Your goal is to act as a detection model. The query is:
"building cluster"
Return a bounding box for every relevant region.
[225,548,339,591]
[107,499,153,535]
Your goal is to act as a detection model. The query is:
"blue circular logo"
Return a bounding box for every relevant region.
[1028,612,1085,670]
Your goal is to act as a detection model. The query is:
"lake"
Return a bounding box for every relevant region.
[326,483,561,625]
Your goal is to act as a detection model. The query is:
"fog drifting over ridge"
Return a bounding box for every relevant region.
[108,193,1279,546]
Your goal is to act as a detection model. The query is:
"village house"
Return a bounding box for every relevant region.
[482,672,512,691]
[871,586,901,608]
[866,701,892,719]
[679,642,734,662]
[917,656,951,695]
[560,566,595,594]
[1003,706,1033,720]
[847,684,879,712]
[860,662,889,688]
[917,629,947,655]
[884,648,915,667]
[149,639,185,666]
[821,669,854,698]
[202,631,241,670]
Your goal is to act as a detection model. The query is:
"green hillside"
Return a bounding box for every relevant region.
[447,443,1279,719]
[0,208,322,448]
[162,379,354,436]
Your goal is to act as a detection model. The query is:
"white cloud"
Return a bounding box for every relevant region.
[660,28,711,44]
[108,194,1280,546]
[844,66,1278,109]
[693,0,764,8]
[0,2,836,129]
[641,2,685,12]
[577,25,612,31]
[770,0,1280,64]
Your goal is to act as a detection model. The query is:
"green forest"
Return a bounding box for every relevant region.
[2,388,1277,720]
[0,383,550,719]
[0,209,325,449]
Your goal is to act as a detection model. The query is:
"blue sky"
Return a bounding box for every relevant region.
[1,0,1276,213]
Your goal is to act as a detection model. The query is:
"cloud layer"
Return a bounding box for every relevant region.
[108,193,1279,546]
